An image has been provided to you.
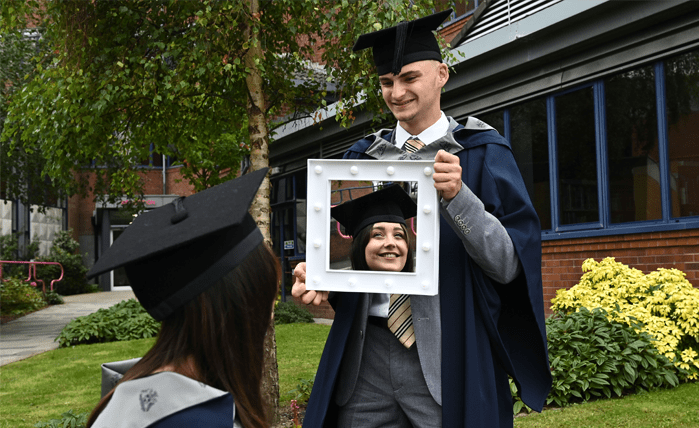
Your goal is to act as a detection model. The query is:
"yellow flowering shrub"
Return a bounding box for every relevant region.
[551,257,699,380]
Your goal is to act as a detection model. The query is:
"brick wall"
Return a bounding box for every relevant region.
[542,229,699,315]
[289,228,699,320]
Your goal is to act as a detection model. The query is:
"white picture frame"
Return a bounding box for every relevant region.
[305,159,439,295]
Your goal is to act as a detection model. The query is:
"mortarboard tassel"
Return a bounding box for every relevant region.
[392,21,409,75]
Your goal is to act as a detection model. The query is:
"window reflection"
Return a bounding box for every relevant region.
[478,110,505,137]
[510,100,551,230]
[555,87,599,225]
[605,66,661,223]
[665,50,699,218]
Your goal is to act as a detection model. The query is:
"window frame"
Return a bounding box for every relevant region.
[482,53,699,241]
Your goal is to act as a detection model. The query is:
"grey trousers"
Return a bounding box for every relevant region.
[337,320,442,427]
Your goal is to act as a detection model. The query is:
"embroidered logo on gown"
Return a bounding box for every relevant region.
[139,389,158,412]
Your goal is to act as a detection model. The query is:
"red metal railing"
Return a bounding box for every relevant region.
[0,261,64,293]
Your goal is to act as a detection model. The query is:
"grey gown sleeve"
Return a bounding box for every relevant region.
[439,183,522,284]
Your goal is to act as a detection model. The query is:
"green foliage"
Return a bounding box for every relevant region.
[0,233,40,277]
[275,300,315,325]
[44,290,64,305]
[56,299,160,348]
[33,410,87,428]
[0,277,46,315]
[510,377,531,415]
[36,230,92,296]
[0,10,61,208]
[545,307,678,408]
[287,373,315,404]
[0,0,444,202]
[551,257,699,380]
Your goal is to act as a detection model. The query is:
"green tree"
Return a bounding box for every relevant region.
[1,0,450,417]
[0,21,62,208]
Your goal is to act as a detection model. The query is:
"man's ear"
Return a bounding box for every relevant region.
[437,62,449,87]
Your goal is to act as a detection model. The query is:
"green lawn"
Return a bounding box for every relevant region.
[1,322,697,428]
[0,323,331,428]
[276,322,331,402]
[514,382,699,428]
[0,338,155,428]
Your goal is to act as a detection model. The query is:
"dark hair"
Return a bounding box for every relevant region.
[349,222,414,272]
[87,243,280,428]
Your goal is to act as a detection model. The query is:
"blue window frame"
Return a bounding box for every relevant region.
[480,48,699,240]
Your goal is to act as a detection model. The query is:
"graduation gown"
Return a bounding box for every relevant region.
[92,372,242,428]
[303,118,551,427]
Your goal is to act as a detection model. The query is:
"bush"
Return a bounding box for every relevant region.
[44,289,64,305]
[510,377,530,415]
[36,230,93,296]
[545,307,678,407]
[34,409,87,428]
[56,298,160,347]
[275,300,315,325]
[551,257,699,381]
[0,278,46,315]
[0,232,39,277]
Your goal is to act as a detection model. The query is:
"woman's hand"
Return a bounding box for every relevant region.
[290,262,329,305]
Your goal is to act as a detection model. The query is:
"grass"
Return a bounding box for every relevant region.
[2,321,697,428]
[0,338,155,428]
[0,323,331,428]
[514,382,699,428]
[276,322,331,402]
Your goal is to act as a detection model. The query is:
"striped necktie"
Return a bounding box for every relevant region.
[388,294,415,348]
[404,136,425,153]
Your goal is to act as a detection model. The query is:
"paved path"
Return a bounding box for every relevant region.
[0,291,332,367]
[0,291,136,366]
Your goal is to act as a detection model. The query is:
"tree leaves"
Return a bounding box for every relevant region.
[1,0,444,202]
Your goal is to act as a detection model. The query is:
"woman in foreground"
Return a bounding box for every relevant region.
[87,169,278,428]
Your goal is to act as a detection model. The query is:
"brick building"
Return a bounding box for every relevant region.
[270,1,699,317]
[5,1,698,309]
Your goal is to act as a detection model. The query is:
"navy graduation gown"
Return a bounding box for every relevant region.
[303,122,551,427]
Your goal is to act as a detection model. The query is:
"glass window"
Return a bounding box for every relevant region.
[555,87,598,226]
[271,208,281,255]
[478,110,505,137]
[605,65,661,223]
[665,50,699,218]
[296,199,306,254]
[510,99,551,230]
[138,144,164,167]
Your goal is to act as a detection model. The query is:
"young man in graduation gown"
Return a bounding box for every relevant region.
[294,9,552,427]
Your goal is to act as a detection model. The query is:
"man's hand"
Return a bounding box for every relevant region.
[290,262,329,306]
[433,150,462,201]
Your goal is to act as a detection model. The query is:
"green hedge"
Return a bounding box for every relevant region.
[56,299,160,347]
[274,300,315,325]
[544,307,678,408]
[0,278,46,315]
[552,257,699,381]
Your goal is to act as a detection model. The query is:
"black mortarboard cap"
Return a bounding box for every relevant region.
[331,184,417,237]
[353,9,452,75]
[87,168,268,321]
